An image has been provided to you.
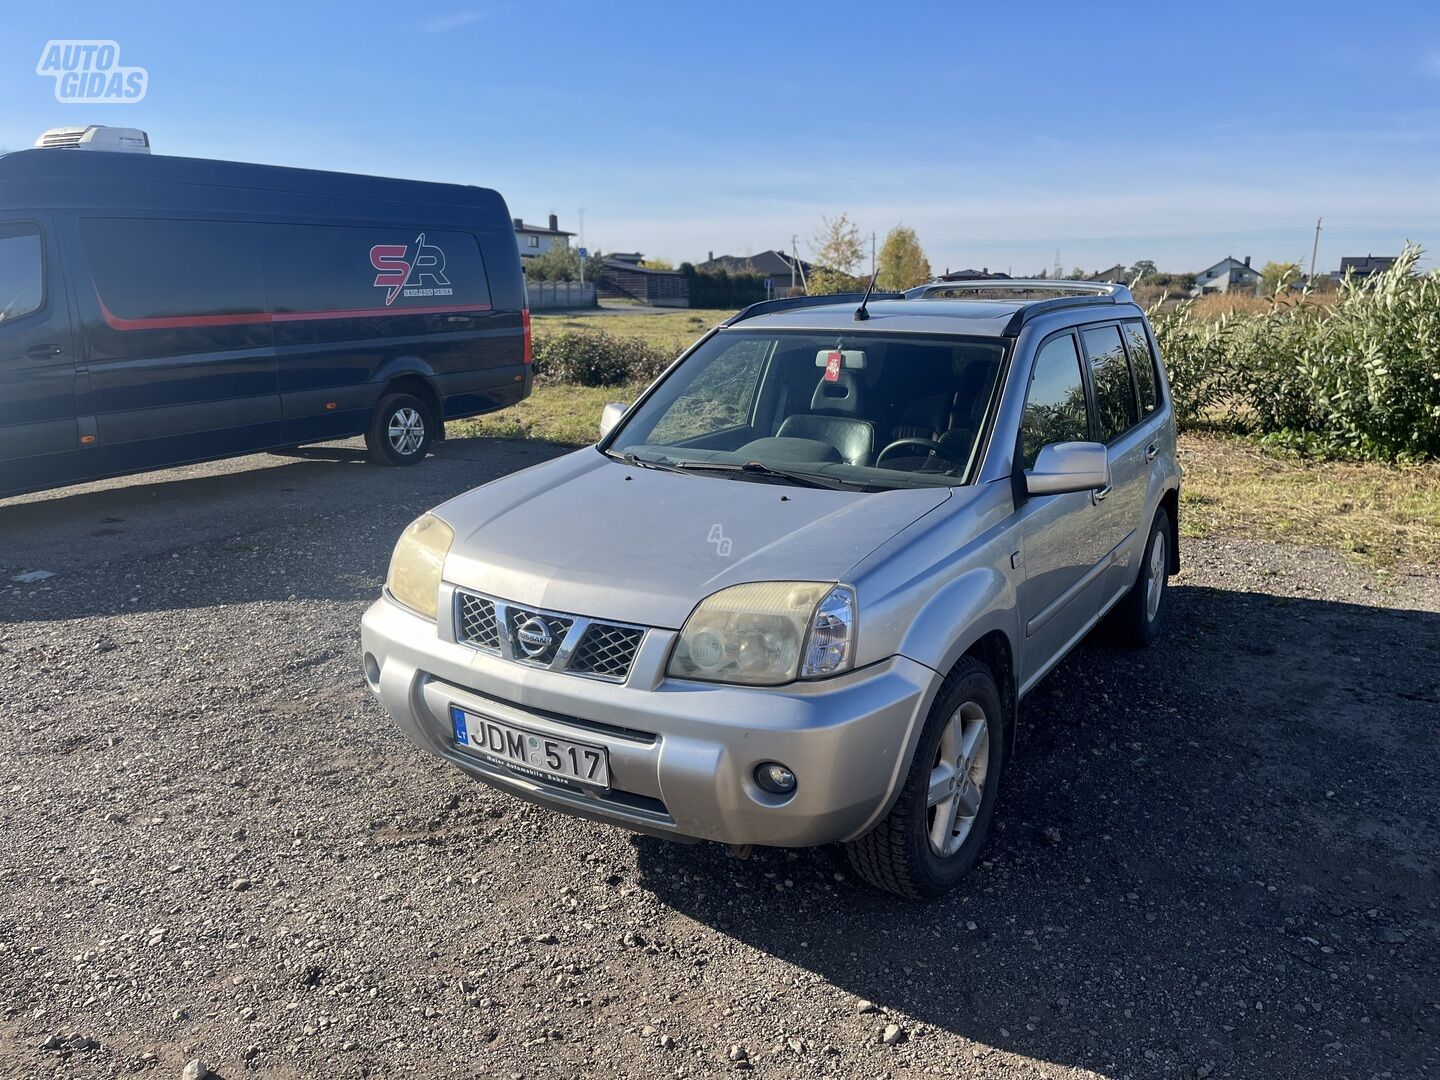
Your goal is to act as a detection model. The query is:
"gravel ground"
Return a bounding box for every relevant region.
[1,437,1437,1080]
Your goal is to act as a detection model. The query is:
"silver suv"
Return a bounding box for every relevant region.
[361,280,1181,898]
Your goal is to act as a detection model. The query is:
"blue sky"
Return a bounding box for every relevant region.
[3,2,1438,275]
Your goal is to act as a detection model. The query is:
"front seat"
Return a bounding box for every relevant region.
[775,363,875,465]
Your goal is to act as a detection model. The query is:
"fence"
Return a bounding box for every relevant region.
[526,281,597,310]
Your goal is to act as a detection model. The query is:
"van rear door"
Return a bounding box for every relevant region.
[0,213,79,496]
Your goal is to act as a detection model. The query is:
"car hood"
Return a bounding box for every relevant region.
[437,449,952,628]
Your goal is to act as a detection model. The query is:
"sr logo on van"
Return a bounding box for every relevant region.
[369,234,453,306]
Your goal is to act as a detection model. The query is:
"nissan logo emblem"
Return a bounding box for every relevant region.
[515,616,554,658]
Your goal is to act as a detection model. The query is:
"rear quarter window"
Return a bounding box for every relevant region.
[265,225,491,314]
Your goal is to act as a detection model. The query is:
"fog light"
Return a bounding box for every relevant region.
[363,652,381,691]
[754,762,796,795]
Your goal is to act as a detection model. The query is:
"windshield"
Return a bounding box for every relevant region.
[605,330,1007,490]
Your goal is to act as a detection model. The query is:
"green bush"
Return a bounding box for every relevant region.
[1150,246,1440,461]
[531,327,672,387]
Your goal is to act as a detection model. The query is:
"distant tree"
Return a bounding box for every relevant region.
[1129,259,1158,283]
[1035,267,1048,279]
[1069,267,1087,281]
[640,256,674,271]
[811,212,865,277]
[805,268,865,296]
[1259,260,1302,294]
[875,226,932,291]
[524,244,605,283]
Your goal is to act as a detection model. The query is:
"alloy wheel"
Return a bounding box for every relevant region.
[926,700,989,857]
[1146,531,1166,622]
[388,407,425,456]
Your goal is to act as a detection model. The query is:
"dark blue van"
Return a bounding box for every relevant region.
[0,145,531,498]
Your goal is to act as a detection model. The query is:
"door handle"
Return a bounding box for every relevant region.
[1144,443,1159,462]
[1092,485,1112,504]
[26,343,64,359]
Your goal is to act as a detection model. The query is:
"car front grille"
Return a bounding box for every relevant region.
[454,590,647,682]
[568,623,646,679]
[457,593,502,651]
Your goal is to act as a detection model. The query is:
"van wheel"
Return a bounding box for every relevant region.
[845,656,1004,900]
[1107,507,1170,647]
[367,393,434,466]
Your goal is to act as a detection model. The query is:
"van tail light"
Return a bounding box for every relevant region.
[522,309,533,364]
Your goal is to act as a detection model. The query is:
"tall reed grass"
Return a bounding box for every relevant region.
[1151,246,1440,461]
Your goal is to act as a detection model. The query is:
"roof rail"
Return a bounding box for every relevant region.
[722,290,905,326]
[904,278,1134,303]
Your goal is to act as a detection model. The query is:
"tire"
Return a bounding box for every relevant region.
[366,393,434,466]
[845,655,1005,900]
[1107,507,1171,647]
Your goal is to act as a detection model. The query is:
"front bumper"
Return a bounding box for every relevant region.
[360,593,938,848]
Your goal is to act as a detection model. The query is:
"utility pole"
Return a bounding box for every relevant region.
[577,207,586,287]
[1309,217,1322,283]
[790,234,798,294]
[870,231,876,280]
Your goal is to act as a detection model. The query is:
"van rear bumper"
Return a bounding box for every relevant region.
[438,363,530,420]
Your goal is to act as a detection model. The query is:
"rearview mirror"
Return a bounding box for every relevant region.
[599,402,628,440]
[1025,441,1109,496]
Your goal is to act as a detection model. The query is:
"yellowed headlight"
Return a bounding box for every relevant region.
[385,514,454,620]
[668,581,848,686]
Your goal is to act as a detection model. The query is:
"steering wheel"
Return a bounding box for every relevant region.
[874,437,967,468]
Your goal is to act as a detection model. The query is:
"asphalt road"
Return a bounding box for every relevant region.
[1,437,1437,1079]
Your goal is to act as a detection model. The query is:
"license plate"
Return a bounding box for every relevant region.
[450,706,610,788]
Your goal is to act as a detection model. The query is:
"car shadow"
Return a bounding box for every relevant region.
[632,583,1440,1076]
[0,436,572,623]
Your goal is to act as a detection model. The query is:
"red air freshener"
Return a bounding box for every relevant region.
[823,351,843,382]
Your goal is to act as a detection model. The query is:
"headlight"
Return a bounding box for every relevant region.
[668,582,856,685]
[385,514,454,620]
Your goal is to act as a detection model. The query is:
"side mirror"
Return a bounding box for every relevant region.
[1025,441,1110,496]
[599,402,628,440]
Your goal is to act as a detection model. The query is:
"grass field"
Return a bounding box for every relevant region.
[453,307,1440,568]
[534,307,735,358]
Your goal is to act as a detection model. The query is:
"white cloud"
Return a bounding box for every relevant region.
[419,11,484,33]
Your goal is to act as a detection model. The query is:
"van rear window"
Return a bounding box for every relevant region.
[82,217,492,326]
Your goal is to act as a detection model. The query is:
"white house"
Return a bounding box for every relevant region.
[513,214,574,259]
[1194,255,1260,296]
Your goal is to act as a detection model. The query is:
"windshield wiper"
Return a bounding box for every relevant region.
[607,450,686,473]
[672,459,860,491]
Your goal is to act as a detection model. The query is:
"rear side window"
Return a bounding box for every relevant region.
[81,218,492,323]
[0,223,45,325]
[1082,325,1137,443]
[1020,333,1089,469]
[1123,321,1159,416]
[83,217,266,322]
[264,225,491,314]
